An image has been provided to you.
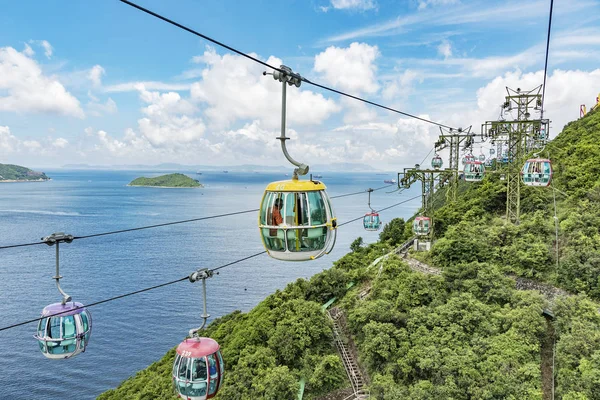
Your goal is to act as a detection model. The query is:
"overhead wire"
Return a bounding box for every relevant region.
[337,194,421,227]
[0,184,396,251]
[0,0,446,334]
[119,0,457,131]
[540,0,554,119]
[0,194,421,333]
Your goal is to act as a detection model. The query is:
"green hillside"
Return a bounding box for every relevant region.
[0,164,49,181]
[99,109,600,400]
[128,173,202,188]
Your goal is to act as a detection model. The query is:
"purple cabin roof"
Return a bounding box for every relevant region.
[41,302,87,318]
[177,337,220,358]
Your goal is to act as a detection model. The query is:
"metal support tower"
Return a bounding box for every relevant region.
[482,86,549,224]
[434,126,477,202]
[398,166,455,240]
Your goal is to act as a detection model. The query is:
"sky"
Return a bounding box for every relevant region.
[1,0,600,170]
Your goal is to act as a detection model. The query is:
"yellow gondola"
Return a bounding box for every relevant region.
[259,65,337,261]
[259,180,336,261]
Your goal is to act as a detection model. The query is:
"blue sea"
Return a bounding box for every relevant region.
[0,170,420,399]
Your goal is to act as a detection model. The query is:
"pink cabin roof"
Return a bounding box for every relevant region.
[415,216,430,221]
[365,212,379,217]
[177,337,220,358]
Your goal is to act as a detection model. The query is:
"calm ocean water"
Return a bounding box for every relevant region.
[0,170,420,399]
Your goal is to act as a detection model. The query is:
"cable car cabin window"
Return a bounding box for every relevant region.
[61,317,77,353]
[81,311,90,342]
[190,358,208,397]
[261,192,285,251]
[49,317,61,339]
[262,192,281,226]
[283,193,309,226]
[217,350,224,388]
[178,357,191,381]
[173,354,181,377]
[37,319,49,353]
[192,357,207,380]
[307,192,326,225]
[208,354,218,395]
[325,192,334,224]
[287,228,327,252]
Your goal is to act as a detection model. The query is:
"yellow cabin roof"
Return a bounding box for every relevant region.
[265,179,327,192]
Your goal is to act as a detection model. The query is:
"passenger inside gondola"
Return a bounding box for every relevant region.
[193,358,207,380]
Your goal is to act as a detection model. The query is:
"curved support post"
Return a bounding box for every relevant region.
[266,65,309,177]
[367,188,374,212]
[43,233,74,305]
[188,268,213,337]
[54,242,72,305]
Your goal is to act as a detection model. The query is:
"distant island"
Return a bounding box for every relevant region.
[128,173,202,188]
[0,164,50,182]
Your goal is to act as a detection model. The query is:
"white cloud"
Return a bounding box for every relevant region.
[464,69,600,137]
[88,97,118,117]
[52,138,69,148]
[96,129,128,154]
[23,140,42,150]
[190,47,339,129]
[136,86,205,147]
[322,0,595,43]
[326,116,439,165]
[29,40,53,58]
[103,81,191,93]
[41,40,53,58]
[0,126,70,159]
[418,0,460,9]
[330,0,377,11]
[314,42,380,94]
[437,39,452,58]
[0,126,19,152]
[381,69,421,101]
[340,97,378,124]
[0,46,84,117]
[23,44,34,57]
[406,45,541,78]
[88,65,105,87]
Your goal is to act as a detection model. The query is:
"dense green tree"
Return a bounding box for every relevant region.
[100,109,600,400]
[379,217,410,246]
[350,236,364,252]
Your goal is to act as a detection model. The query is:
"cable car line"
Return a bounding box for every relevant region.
[72,208,260,240]
[0,208,259,251]
[119,0,457,131]
[0,184,398,252]
[0,251,267,333]
[330,184,394,200]
[540,0,554,119]
[0,197,418,334]
[338,195,421,227]
[0,240,47,251]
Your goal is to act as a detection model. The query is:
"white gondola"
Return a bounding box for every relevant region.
[34,233,92,359]
[413,216,431,236]
[431,154,443,169]
[464,161,485,182]
[521,158,552,187]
